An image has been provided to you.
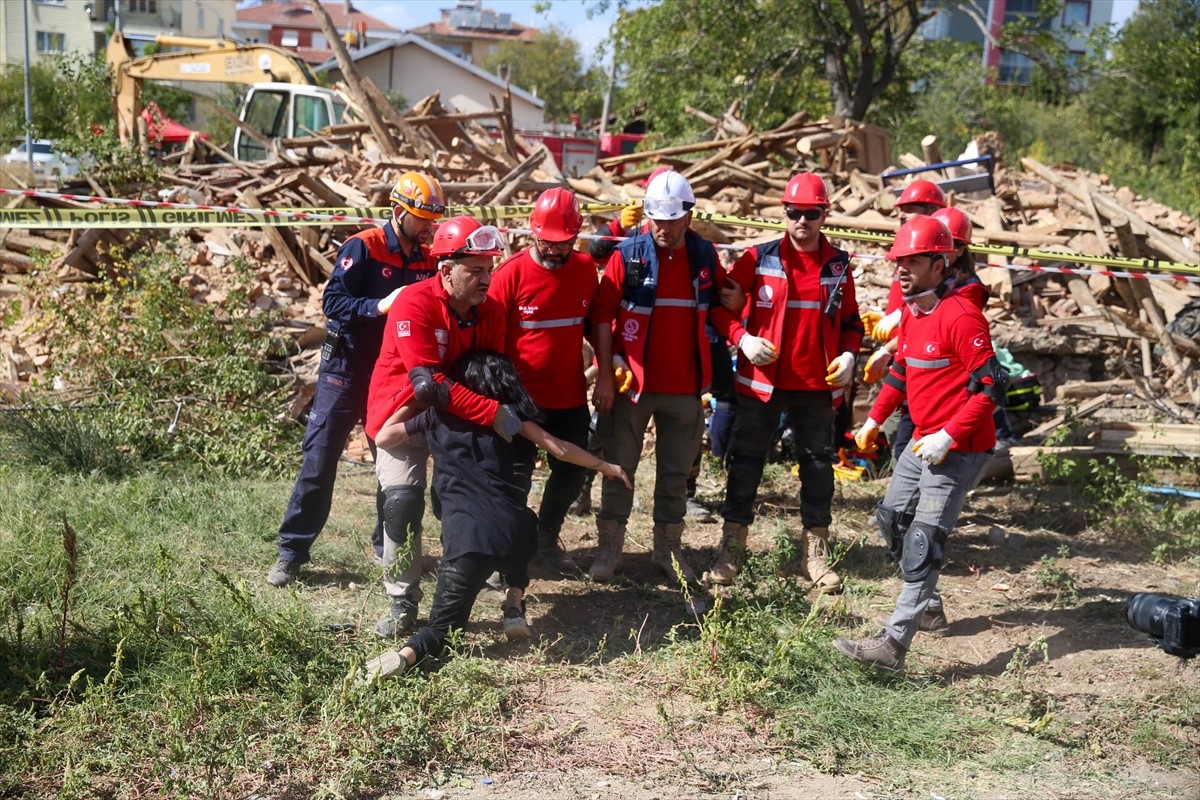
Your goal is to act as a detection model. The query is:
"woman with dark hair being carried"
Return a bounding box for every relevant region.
[364,350,629,681]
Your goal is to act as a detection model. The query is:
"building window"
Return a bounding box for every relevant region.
[198,7,205,29]
[998,51,1034,84]
[128,0,158,13]
[1004,0,1039,22]
[280,29,300,47]
[918,8,949,40]
[34,0,67,6]
[311,32,326,49]
[35,31,66,54]
[1063,1,1091,27]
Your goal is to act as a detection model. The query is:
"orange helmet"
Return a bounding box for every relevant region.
[896,179,946,209]
[430,216,504,259]
[781,172,829,207]
[389,171,446,220]
[887,215,955,260]
[529,187,583,241]
[931,207,973,245]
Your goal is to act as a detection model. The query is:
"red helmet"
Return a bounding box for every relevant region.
[430,216,504,258]
[887,215,955,260]
[781,172,829,207]
[931,207,973,245]
[896,179,946,209]
[529,187,583,241]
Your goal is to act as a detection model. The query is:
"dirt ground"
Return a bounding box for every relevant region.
[304,456,1200,800]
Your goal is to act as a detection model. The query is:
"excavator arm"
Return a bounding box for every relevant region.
[107,32,322,146]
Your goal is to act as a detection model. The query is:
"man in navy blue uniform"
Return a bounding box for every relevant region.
[266,171,447,587]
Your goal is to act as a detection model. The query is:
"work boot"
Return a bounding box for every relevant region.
[651,522,699,585]
[360,650,409,686]
[266,556,301,588]
[534,525,578,573]
[374,597,418,639]
[685,495,716,524]
[801,527,842,594]
[708,521,749,586]
[588,519,626,582]
[502,601,532,642]
[833,630,907,672]
[568,473,595,516]
[875,606,950,637]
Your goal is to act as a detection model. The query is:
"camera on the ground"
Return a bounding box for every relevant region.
[1126,592,1200,660]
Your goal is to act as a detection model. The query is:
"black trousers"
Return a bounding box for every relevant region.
[512,404,591,535]
[404,551,531,664]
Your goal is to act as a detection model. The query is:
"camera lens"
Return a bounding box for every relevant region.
[1126,592,1169,638]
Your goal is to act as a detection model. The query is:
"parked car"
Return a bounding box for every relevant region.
[1,139,83,186]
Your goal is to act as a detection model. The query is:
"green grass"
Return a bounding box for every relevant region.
[1,464,1196,797]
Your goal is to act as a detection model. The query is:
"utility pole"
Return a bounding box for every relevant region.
[22,0,33,176]
[598,47,617,140]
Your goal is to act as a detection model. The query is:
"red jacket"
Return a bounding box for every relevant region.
[488,248,597,409]
[869,292,997,452]
[365,275,504,439]
[711,235,862,403]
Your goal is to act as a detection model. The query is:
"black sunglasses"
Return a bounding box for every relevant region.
[784,207,824,221]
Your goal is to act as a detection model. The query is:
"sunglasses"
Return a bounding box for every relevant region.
[784,207,824,222]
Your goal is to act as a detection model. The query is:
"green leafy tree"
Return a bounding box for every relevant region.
[1086,0,1200,176]
[479,26,606,124]
[608,0,831,140]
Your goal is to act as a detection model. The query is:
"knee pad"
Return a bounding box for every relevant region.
[383,485,424,544]
[875,502,913,562]
[899,522,947,583]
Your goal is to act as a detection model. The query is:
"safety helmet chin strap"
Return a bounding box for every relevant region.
[905,270,954,317]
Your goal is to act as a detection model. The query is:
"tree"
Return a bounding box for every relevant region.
[479,26,606,124]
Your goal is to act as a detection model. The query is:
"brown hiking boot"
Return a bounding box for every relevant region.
[833,630,907,672]
[708,521,748,586]
[651,522,699,585]
[588,519,625,582]
[534,526,577,573]
[801,527,842,594]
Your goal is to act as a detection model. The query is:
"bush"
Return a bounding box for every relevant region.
[2,241,301,476]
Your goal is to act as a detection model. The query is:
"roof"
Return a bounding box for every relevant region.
[408,19,538,44]
[314,34,544,110]
[236,1,399,32]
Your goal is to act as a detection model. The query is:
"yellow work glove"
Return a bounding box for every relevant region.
[871,309,902,343]
[619,202,643,231]
[862,348,892,384]
[612,354,633,394]
[854,418,881,453]
[860,310,882,338]
[825,351,856,388]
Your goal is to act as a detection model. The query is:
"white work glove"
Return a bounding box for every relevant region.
[611,355,633,394]
[854,418,881,453]
[871,309,902,343]
[825,350,856,388]
[862,348,892,384]
[491,403,523,442]
[377,287,404,315]
[738,333,778,366]
[912,429,956,465]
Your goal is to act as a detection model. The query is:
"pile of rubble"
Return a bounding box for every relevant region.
[2,74,1198,470]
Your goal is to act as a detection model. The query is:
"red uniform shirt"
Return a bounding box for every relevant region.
[488,248,597,409]
[365,275,504,439]
[870,292,997,452]
[591,245,703,395]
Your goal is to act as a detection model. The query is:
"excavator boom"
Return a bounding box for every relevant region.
[108,31,324,147]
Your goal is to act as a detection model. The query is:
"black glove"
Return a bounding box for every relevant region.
[409,366,449,410]
[491,404,523,442]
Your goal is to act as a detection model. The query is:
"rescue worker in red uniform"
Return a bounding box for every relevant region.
[365,217,519,638]
[488,188,598,572]
[835,216,1008,672]
[266,172,444,588]
[588,170,728,588]
[708,172,864,593]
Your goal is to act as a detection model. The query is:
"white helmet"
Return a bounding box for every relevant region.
[644,171,695,221]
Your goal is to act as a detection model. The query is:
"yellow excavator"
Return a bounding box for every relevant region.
[107,32,348,161]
